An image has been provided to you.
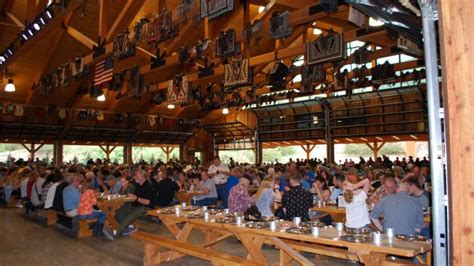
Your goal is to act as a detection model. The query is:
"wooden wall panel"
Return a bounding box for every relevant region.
[439,0,474,264]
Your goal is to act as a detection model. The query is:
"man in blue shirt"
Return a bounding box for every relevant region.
[62,174,82,217]
[329,174,344,202]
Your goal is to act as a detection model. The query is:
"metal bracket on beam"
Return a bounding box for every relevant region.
[419,0,438,21]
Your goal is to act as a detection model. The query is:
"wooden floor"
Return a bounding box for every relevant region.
[0,208,355,265]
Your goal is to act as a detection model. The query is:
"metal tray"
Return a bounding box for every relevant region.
[300,221,325,229]
[158,208,175,214]
[340,234,373,243]
[182,206,201,211]
[344,227,371,235]
[286,227,312,235]
[186,213,204,219]
[395,234,427,242]
[244,222,268,229]
[215,217,235,223]
[207,209,222,215]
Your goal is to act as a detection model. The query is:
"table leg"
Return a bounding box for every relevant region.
[205,229,218,250]
[356,250,386,266]
[235,232,267,264]
[269,237,315,266]
[144,242,160,266]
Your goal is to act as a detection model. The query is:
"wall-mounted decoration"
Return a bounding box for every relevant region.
[224,58,252,90]
[216,29,240,59]
[147,9,178,47]
[307,33,345,65]
[301,64,325,89]
[168,74,189,105]
[200,0,234,20]
[268,61,290,91]
[270,11,292,39]
[113,30,136,60]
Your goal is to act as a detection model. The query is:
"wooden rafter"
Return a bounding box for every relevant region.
[98,0,109,39]
[66,25,98,49]
[105,0,145,42]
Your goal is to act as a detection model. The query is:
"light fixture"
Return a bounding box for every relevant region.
[97,94,106,101]
[27,29,34,36]
[46,9,53,19]
[222,108,229,115]
[167,104,175,109]
[369,17,384,27]
[312,28,322,35]
[4,79,15,92]
[0,56,5,62]
[21,33,29,41]
[258,6,265,13]
[39,17,46,25]
[33,23,41,31]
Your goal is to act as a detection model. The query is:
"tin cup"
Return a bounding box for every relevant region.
[373,232,383,244]
[181,202,187,208]
[202,206,208,211]
[335,222,344,232]
[269,221,277,231]
[317,200,322,207]
[312,226,320,236]
[204,211,210,221]
[386,228,395,238]
[322,201,326,207]
[175,207,181,217]
[293,217,301,227]
[224,208,230,215]
[236,216,245,226]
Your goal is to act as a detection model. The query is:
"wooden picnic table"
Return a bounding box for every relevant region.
[142,208,432,266]
[96,196,134,230]
[313,204,432,224]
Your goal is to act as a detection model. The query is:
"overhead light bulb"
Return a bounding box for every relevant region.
[369,17,385,27]
[5,79,15,92]
[97,94,106,101]
[167,104,175,109]
[222,108,229,115]
[258,6,265,13]
[33,23,41,30]
[313,28,322,35]
[28,29,34,36]
[46,10,53,19]
[0,56,5,62]
[21,33,29,41]
[39,17,46,25]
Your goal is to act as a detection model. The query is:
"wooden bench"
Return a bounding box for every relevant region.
[53,210,97,239]
[131,231,265,266]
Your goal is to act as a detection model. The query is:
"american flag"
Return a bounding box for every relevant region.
[94,56,114,86]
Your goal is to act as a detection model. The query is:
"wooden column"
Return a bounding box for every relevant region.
[301,144,316,161]
[21,143,44,160]
[179,144,185,161]
[406,141,417,157]
[99,145,116,161]
[54,140,63,165]
[439,0,474,264]
[124,143,133,164]
[366,141,385,159]
[161,146,175,162]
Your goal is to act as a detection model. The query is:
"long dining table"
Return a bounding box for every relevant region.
[145,207,432,266]
[96,195,134,230]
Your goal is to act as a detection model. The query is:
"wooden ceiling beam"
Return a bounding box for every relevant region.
[274,0,319,9]
[98,0,109,39]
[105,0,145,42]
[66,25,98,49]
[5,12,25,28]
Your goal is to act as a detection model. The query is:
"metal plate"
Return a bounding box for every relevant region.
[286,227,312,235]
[186,213,204,219]
[182,206,201,211]
[344,227,371,235]
[215,217,235,223]
[339,234,373,243]
[158,208,175,214]
[244,222,267,229]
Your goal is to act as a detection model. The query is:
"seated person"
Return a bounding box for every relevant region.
[53,175,70,213]
[191,170,218,207]
[155,169,179,207]
[405,176,430,209]
[329,174,344,202]
[103,169,156,240]
[62,174,83,217]
[175,172,189,192]
[370,181,424,235]
[119,176,135,195]
[282,175,313,221]
[343,177,371,230]
[255,177,280,217]
[311,177,330,202]
[78,180,106,236]
[228,175,255,213]
[106,175,121,194]
[368,175,398,204]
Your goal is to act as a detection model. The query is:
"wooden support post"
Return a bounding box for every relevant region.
[406,141,416,157]
[161,146,174,162]
[179,144,184,161]
[439,0,474,264]
[54,140,63,165]
[124,143,133,164]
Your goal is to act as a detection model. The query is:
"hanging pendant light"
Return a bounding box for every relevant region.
[167,104,175,109]
[4,79,15,92]
[222,108,229,115]
[97,94,106,101]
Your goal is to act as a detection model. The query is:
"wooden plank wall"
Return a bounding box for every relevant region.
[438,0,474,264]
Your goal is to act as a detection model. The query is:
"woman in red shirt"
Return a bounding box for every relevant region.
[78,180,106,236]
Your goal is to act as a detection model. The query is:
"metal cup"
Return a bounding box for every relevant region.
[386,228,395,238]
[224,208,230,215]
[317,200,322,207]
[373,232,383,244]
[204,211,210,221]
[236,216,245,226]
[322,201,326,207]
[312,226,320,236]
[181,202,187,208]
[335,222,344,232]
[175,207,181,217]
[202,206,208,211]
[269,221,277,231]
[293,217,301,227]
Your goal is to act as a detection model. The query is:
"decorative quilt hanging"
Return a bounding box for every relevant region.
[270,11,292,39]
[113,30,136,60]
[71,55,84,76]
[177,0,194,19]
[224,58,252,90]
[147,9,178,47]
[306,33,345,65]
[371,61,396,85]
[200,0,234,20]
[168,74,190,105]
[216,29,240,58]
[301,64,325,90]
[57,63,69,87]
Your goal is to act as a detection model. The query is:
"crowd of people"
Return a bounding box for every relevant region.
[0,154,432,240]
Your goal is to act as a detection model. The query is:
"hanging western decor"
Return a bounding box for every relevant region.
[270,11,292,39]
[177,0,194,19]
[128,66,144,99]
[114,30,137,60]
[216,29,240,59]
[306,33,345,65]
[168,74,189,105]
[371,61,396,85]
[147,8,178,47]
[268,61,290,91]
[224,58,252,90]
[200,0,234,20]
[71,55,84,77]
[301,64,325,90]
